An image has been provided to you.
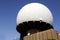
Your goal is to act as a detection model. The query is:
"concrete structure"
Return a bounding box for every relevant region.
[16,3,59,40]
[24,29,58,40]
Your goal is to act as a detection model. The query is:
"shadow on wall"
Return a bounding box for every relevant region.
[48,39,56,40]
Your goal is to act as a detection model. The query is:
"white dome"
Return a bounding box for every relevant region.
[17,3,53,25]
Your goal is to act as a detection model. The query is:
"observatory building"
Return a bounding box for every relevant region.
[16,3,59,40]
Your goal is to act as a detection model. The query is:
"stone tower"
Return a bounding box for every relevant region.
[16,3,59,40]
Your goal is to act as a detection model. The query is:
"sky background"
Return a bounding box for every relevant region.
[0,0,60,40]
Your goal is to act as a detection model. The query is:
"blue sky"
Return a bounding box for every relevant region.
[0,0,60,40]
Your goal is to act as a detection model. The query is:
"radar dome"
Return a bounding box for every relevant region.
[17,3,53,25]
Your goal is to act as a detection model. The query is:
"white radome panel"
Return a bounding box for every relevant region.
[17,3,53,25]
